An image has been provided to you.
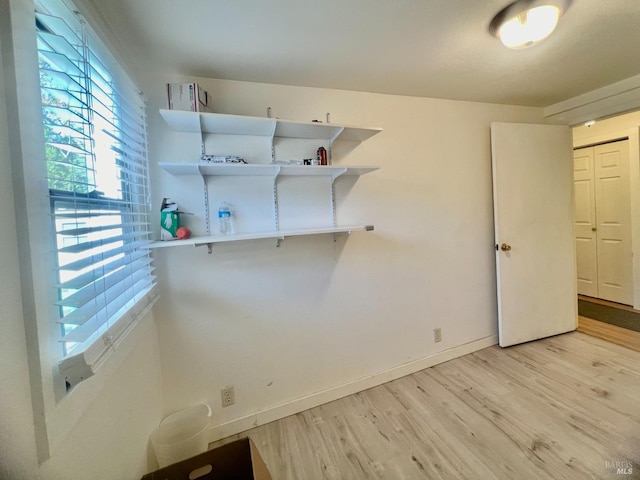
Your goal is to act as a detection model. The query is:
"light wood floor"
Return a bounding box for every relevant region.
[213,332,640,479]
[578,315,640,353]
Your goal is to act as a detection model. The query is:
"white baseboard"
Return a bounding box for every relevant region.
[206,334,498,443]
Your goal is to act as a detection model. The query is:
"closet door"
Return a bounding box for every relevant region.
[573,148,598,297]
[595,140,633,304]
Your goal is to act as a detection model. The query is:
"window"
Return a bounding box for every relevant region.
[36,0,156,387]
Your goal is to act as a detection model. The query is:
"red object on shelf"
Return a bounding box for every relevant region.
[176,226,191,239]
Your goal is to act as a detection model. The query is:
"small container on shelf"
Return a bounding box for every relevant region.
[218,201,235,235]
[317,146,328,165]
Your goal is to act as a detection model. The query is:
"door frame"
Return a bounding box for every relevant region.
[572,125,640,310]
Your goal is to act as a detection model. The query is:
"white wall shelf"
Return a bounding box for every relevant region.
[148,225,374,253]
[158,162,379,178]
[159,109,382,142]
[157,109,381,252]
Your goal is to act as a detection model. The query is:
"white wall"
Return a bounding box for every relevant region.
[37,326,164,480]
[144,76,546,439]
[573,112,640,309]
[1,0,165,478]
[572,111,640,145]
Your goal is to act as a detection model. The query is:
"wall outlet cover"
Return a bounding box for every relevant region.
[221,386,235,407]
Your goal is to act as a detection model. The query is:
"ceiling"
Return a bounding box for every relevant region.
[84,0,640,107]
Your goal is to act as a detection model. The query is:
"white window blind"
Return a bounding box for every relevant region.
[36,0,156,385]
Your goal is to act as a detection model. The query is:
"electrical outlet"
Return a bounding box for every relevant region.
[221,386,235,407]
[434,328,442,343]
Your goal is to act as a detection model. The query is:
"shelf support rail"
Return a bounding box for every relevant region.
[329,167,347,230]
[269,120,279,247]
[197,165,211,236]
[269,120,277,163]
[198,113,206,155]
[272,165,281,245]
[196,114,211,239]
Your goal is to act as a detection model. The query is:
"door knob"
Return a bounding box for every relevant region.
[500,243,512,252]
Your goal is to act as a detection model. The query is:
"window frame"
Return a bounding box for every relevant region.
[1,0,157,461]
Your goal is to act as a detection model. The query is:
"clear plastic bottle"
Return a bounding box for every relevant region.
[218,201,235,235]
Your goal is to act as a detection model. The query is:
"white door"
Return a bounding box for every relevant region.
[573,147,598,297]
[594,140,633,304]
[573,140,633,305]
[491,122,577,347]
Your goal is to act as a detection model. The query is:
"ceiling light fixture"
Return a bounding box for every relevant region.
[490,0,570,49]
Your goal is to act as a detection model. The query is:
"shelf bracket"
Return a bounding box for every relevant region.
[329,168,347,227]
[333,229,352,243]
[194,242,213,254]
[198,113,206,155]
[275,235,284,248]
[330,168,348,184]
[269,120,277,163]
[197,165,211,235]
[327,127,344,165]
[272,165,281,232]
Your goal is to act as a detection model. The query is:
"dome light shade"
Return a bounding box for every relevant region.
[490,0,570,49]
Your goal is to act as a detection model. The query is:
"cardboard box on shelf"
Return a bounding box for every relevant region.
[141,437,273,480]
[167,82,212,113]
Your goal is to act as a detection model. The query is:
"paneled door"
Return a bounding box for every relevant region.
[491,122,577,347]
[573,148,598,297]
[574,140,633,305]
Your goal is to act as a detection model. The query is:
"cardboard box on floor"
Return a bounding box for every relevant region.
[142,438,272,480]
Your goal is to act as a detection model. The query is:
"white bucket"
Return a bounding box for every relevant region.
[150,404,212,468]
